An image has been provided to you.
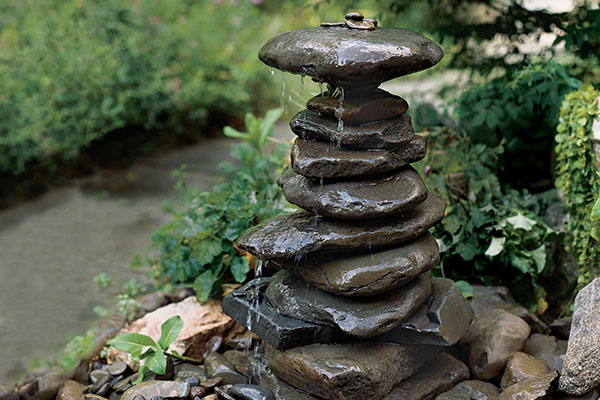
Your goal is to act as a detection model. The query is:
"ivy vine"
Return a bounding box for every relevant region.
[554,84,600,287]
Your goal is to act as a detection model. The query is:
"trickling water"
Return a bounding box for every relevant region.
[255,259,264,278]
[319,82,324,97]
[280,72,287,114]
[319,177,324,187]
[300,74,305,97]
[337,87,345,135]
[269,67,274,75]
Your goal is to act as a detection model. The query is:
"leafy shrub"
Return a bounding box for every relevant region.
[149,109,292,302]
[554,84,600,288]
[419,128,559,311]
[0,0,288,175]
[455,62,581,188]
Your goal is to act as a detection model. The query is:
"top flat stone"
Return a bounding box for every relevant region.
[259,27,443,89]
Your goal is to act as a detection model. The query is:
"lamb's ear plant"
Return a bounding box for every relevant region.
[106,316,200,384]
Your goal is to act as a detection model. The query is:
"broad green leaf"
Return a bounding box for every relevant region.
[507,213,537,231]
[231,256,250,283]
[107,333,157,358]
[144,347,167,375]
[133,365,146,385]
[158,315,183,351]
[485,237,506,257]
[455,280,474,299]
[510,253,533,274]
[591,197,600,221]
[194,270,215,303]
[531,245,547,273]
[223,126,248,139]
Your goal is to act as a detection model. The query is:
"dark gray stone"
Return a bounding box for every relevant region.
[279,232,439,296]
[265,270,432,337]
[236,191,445,262]
[498,371,558,400]
[229,384,275,400]
[469,285,548,333]
[278,166,427,220]
[550,318,572,340]
[291,136,426,179]
[204,353,248,385]
[259,27,443,89]
[460,309,531,380]
[306,89,408,125]
[290,109,414,149]
[121,381,190,400]
[221,278,345,349]
[560,278,600,395]
[435,381,500,400]
[383,353,470,400]
[265,342,439,400]
[223,350,250,376]
[376,277,474,346]
[523,333,566,372]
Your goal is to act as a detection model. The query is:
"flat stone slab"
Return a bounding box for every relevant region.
[560,278,600,395]
[306,90,408,125]
[278,166,427,220]
[221,278,343,350]
[290,109,414,149]
[290,136,426,179]
[279,232,438,297]
[376,277,474,346]
[259,27,443,89]
[383,353,469,400]
[265,270,431,338]
[435,380,500,400]
[498,371,558,400]
[236,191,445,262]
[265,342,439,400]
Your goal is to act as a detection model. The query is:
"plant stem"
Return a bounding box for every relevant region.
[166,352,203,364]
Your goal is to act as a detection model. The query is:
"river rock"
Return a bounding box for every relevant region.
[306,90,408,125]
[121,381,190,400]
[560,278,600,395]
[204,352,247,385]
[223,350,250,376]
[435,380,500,400]
[265,270,432,337]
[56,381,85,400]
[279,232,439,296]
[383,353,469,400]
[173,363,207,381]
[259,27,443,89]
[470,285,548,333]
[498,371,557,400]
[376,277,474,346]
[265,342,439,400]
[523,333,566,372]
[278,166,427,220]
[550,318,572,340]
[290,136,426,179]
[229,384,275,400]
[500,352,551,390]
[460,308,531,380]
[236,191,445,262]
[20,372,70,400]
[557,391,599,400]
[111,297,234,364]
[290,109,415,149]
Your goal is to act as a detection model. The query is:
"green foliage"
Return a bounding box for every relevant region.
[149,108,291,302]
[122,278,146,297]
[116,294,141,322]
[93,272,112,289]
[107,316,184,384]
[456,61,581,188]
[554,84,600,288]
[419,128,559,311]
[0,0,288,175]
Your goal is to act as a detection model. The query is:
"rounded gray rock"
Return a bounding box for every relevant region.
[278,166,427,220]
[259,27,443,89]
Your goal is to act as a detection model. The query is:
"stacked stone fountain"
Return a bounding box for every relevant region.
[222,13,474,400]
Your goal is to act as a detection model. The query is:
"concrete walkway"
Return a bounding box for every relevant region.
[0,128,293,385]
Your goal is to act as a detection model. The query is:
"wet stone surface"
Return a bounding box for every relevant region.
[278,232,439,297]
[290,109,415,150]
[383,353,469,400]
[306,90,408,125]
[436,380,501,400]
[498,371,558,400]
[259,26,443,89]
[278,165,427,220]
[500,352,550,391]
[265,342,439,400]
[265,270,432,337]
[290,136,426,179]
[375,277,474,346]
[236,192,445,262]
[229,384,275,400]
[120,381,190,400]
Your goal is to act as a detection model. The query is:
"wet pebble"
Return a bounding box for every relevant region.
[229,384,276,400]
[200,377,223,390]
[90,369,111,385]
[185,377,201,387]
[202,395,218,400]
[205,353,247,385]
[189,386,207,399]
[108,362,128,376]
[345,12,364,20]
[214,386,236,400]
[203,336,224,358]
[132,396,145,400]
[174,363,207,381]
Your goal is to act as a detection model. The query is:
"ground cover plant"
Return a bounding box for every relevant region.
[148,109,293,302]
